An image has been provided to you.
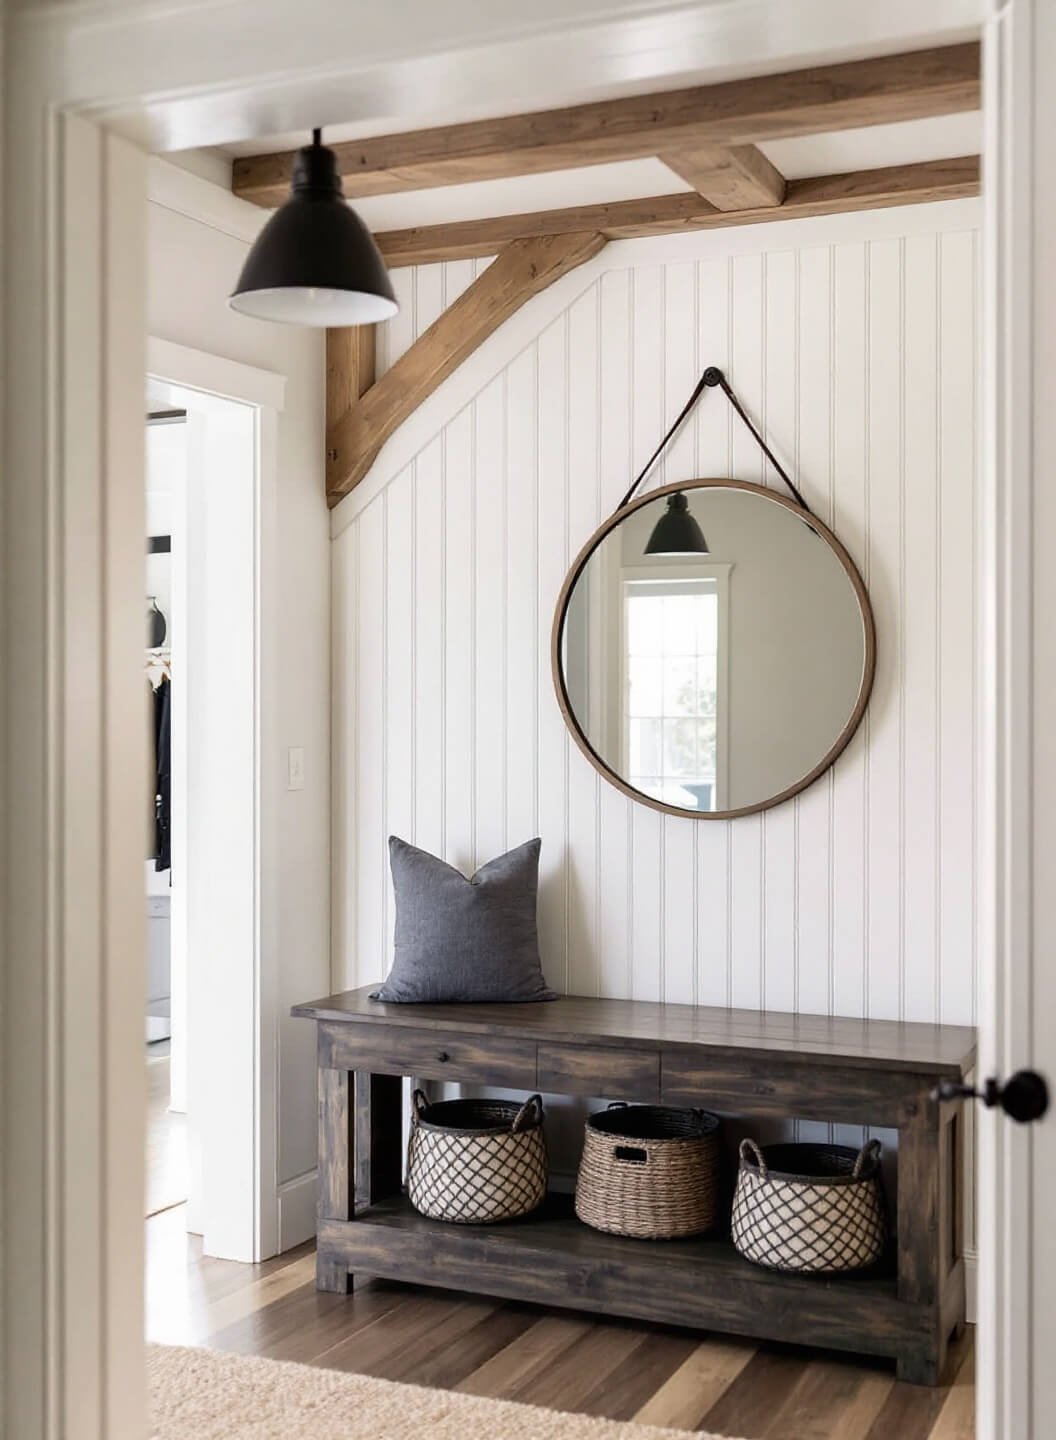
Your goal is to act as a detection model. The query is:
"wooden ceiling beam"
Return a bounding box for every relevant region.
[326,230,606,507]
[233,43,980,206]
[660,143,786,210]
[373,157,979,268]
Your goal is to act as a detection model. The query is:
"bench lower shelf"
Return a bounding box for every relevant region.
[316,1192,956,1381]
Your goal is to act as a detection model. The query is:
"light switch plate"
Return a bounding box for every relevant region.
[287,746,305,791]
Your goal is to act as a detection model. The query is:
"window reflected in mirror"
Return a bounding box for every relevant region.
[556,482,873,819]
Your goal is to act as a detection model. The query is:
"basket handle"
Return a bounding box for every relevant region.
[411,1088,430,1124]
[853,1137,883,1179]
[739,1137,767,1179]
[512,1094,544,1133]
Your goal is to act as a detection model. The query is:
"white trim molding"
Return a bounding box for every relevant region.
[148,335,286,412]
[148,340,287,1265]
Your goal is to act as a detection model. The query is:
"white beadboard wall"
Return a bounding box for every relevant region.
[333,204,979,1042]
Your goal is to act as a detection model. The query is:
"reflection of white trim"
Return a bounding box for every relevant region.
[618,564,732,813]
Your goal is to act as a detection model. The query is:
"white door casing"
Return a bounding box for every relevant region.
[976,1,1056,1437]
[147,339,285,1263]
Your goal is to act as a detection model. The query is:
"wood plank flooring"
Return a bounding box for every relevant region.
[145,1207,974,1437]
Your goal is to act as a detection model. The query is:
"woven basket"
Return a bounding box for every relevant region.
[574,1103,722,1239]
[406,1090,548,1225]
[731,1137,887,1274]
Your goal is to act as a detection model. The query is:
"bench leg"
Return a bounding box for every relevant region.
[896,1342,943,1387]
[316,1060,403,1294]
[896,1092,962,1386]
[317,1064,353,1292]
[316,1254,352,1294]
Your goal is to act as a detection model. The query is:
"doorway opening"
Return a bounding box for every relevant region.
[143,357,271,1268]
[146,404,187,1221]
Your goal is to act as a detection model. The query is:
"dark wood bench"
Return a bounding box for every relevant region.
[292,987,975,1385]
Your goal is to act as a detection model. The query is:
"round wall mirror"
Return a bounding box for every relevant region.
[552,479,875,819]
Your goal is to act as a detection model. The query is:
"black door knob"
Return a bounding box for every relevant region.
[932,1069,1049,1123]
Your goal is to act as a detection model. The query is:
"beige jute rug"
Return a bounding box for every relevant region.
[148,1343,740,1440]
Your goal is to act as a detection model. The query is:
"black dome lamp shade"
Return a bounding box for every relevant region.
[229,128,399,327]
[644,492,709,556]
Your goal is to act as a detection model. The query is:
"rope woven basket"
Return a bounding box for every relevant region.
[731,1137,887,1274]
[574,1103,722,1239]
[406,1090,548,1225]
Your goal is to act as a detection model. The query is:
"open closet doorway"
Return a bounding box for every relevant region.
[145,403,186,1222]
[144,339,285,1265]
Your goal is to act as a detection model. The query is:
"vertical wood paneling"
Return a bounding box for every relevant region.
[597,270,634,1000]
[505,348,539,848]
[413,440,445,857]
[695,256,733,1009]
[335,215,979,1043]
[865,238,905,1022]
[355,500,386,984]
[443,410,475,870]
[661,261,700,1005]
[902,234,941,1023]
[566,286,601,996]
[937,230,978,1027]
[630,265,666,1002]
[830,241,870,1020]
[536,315,571,992]
[728,253,765,1010]
[796,245,836,1017]
[761,248,798,1014]
[331,525,356,982]
[472,376,507,867]
[385,467,416,952]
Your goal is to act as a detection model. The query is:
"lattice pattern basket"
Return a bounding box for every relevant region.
[575,1103,722,1239]
[731,1138,887,1274]
[406,1090,548,1225]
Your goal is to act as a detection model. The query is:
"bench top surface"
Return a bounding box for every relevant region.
[292,986,976,1075]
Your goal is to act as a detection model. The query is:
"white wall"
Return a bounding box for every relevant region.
[333,200,979,1034]
[147,195,329,1237]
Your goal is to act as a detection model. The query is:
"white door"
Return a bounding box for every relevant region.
[977,1,1056,1437]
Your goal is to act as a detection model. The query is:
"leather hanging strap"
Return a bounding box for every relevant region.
[617,365,813,516]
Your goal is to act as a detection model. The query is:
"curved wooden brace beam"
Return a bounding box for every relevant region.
[326,230,606,508]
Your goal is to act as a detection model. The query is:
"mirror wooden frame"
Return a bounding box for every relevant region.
[551,477,877,820]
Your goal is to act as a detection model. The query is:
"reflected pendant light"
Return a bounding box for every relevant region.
[644,491,709,555]
[229,128,398,327]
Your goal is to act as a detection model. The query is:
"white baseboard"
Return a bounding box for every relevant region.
[277,1170,317,1252]
[965,1249,977,1324]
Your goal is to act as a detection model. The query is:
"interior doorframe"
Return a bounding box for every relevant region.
[0,2,1044,1437]
[146,337,286,1262]
[976,1,1053,1436]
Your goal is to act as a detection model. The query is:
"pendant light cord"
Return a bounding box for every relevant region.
[616,366,813,516]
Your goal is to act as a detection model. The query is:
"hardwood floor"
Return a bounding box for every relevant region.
[146,1051,187,1218]
[145,1208,974,1437]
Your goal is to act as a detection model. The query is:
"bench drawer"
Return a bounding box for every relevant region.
[537,1042,660,1100]
[320,1022,538,1087]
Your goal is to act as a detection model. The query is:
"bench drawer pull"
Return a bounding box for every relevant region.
[436,1050,450,1063]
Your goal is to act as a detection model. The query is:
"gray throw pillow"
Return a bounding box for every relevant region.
[370,836,557,1003]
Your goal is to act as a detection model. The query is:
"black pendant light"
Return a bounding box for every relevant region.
[644,492,709,556]
[229,129,398,327]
